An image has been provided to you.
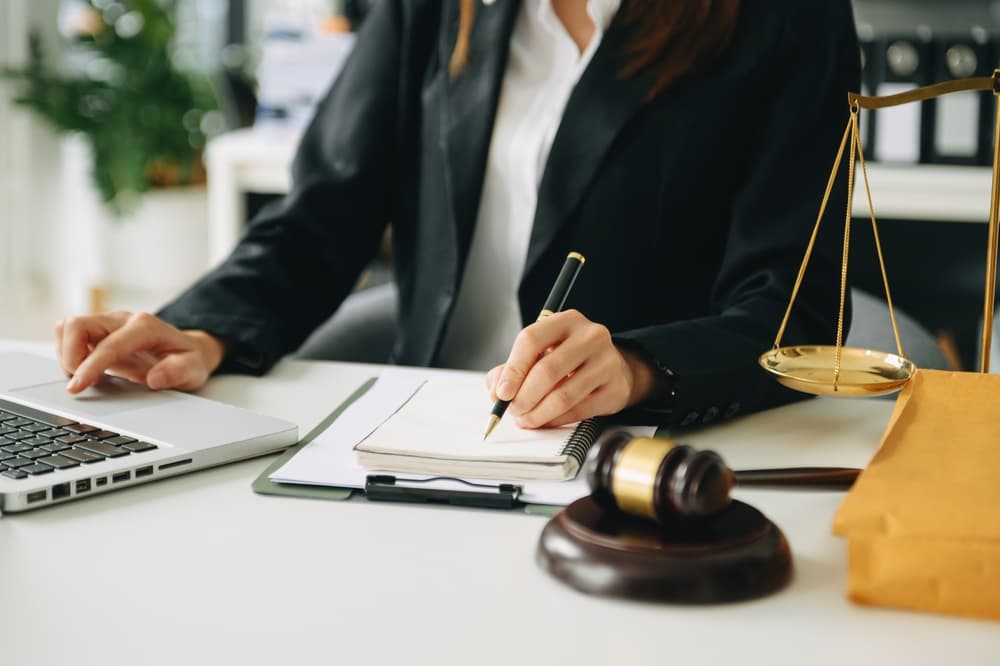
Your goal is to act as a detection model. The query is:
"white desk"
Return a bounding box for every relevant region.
[2,339,998,666]
[204,128,995,264]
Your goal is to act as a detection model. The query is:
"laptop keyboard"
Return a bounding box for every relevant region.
[0,398,157,481]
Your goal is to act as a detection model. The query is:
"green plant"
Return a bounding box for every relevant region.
[3,0,219,216]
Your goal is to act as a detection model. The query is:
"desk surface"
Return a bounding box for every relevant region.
[2,340,997,666]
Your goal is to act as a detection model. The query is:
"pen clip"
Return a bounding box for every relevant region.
[364,475,523,509]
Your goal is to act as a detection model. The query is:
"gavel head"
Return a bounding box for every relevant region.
[584,431,734,524]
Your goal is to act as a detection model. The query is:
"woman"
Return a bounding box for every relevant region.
[58,0,860,430]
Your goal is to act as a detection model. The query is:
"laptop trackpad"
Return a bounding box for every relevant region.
[8,376,289,449]
[9,375,187,420]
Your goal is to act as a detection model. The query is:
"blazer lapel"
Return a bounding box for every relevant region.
[524,15,652,277]
[441,0,521,272]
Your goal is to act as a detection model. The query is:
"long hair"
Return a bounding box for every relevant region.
[449,0,741,100]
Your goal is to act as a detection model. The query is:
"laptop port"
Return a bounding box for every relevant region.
[75,479,91,494]
[135,466,153,478]
[158,458,192,471]
[52,482,70,499]
[112,471,130,484]
[27,490,46,504]
[95,476,107,487]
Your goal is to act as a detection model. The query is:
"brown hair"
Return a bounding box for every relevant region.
[449,0,741,99]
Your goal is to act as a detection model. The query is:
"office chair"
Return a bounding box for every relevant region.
[846,287,953,371]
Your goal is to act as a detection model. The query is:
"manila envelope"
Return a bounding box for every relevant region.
[832,369,1000,621]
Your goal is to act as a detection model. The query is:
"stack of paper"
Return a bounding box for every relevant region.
[832,369,1000,621]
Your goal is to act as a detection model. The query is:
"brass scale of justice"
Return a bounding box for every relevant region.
[759,70,1000,395]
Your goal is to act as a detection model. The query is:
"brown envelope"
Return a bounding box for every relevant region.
[832,369,1000,621]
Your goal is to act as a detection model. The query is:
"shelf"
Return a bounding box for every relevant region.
[204,129,996,263]
[852,163,992,224]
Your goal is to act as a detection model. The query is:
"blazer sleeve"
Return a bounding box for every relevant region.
[615,1,862,427]
[157,0,417,373]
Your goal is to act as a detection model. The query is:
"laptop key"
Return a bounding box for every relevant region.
[56,434,88,445]
[1,469,28,480]
[39,428,68,439]
[105,436,137,446]
[2,443,32,454]
[22,449,51,460]
[121,441,158,453]
[76,440,129,458]
[21,423,50,433]
[60,448,105,463]
[6,432,36,441]
[5,457,34,468]
[23,462,54,475]
[89,430,119,440]
[36,454,80,469]
[24,437,54,447]
[63,424,98,434]
[40,442,71,453]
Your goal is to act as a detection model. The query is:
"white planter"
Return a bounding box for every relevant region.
[105,186,210,296]
[55,136,211,314]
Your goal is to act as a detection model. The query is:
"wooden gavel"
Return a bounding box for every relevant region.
[585,431,860,524]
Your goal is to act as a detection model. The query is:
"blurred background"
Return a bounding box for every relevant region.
[0,0,370,336]
[1,0,1000,371]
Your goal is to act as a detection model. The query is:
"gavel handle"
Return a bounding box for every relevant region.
[733,466,861,489]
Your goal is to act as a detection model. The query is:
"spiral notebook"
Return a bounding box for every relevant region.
[354,373,602,481]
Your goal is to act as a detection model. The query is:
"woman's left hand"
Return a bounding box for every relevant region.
[485,309,660,428]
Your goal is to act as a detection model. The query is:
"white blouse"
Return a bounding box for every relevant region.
[437,0,621,370]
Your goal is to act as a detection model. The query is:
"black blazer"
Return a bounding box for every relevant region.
[159,0,861,427]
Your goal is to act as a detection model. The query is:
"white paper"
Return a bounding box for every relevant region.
[356,373,582,463]
[269,367,427,487]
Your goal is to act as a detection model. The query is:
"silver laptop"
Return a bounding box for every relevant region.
[0,351,298,513]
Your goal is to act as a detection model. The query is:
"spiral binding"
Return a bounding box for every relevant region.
[558,418,601,467]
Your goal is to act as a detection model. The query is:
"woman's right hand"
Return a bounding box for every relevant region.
[56,311,227,394]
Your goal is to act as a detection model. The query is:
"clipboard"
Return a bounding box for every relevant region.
[250,378,565,515]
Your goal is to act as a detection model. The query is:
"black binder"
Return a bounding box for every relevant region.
[924,29,996,166]
[857,23,877,154]
[868,33,934,164]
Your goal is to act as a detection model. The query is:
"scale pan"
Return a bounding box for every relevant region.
[758,345,916,397]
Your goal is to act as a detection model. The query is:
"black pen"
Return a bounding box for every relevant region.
[483,251,586,439]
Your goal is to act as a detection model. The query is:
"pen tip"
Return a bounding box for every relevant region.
[483,415,500,440]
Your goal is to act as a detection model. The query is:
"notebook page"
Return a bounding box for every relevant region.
[355,373,580,463]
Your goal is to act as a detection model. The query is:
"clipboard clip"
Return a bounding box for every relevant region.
[364,475,523,509]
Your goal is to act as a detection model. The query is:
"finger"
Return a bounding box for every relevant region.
[58,313,125,377]
[515,360,606,428]
[538,389,613,428]
[146,353,210,391]
[67,313,180,393]
[484,365,503,401]
[496,312,576,401]
[103,354,159,386]
[511,318,611,415]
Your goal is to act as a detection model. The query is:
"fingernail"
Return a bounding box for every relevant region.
[498,380,515,400]
[66,376,80,392]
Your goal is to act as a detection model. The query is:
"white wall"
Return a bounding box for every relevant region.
[0,0,64,336]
